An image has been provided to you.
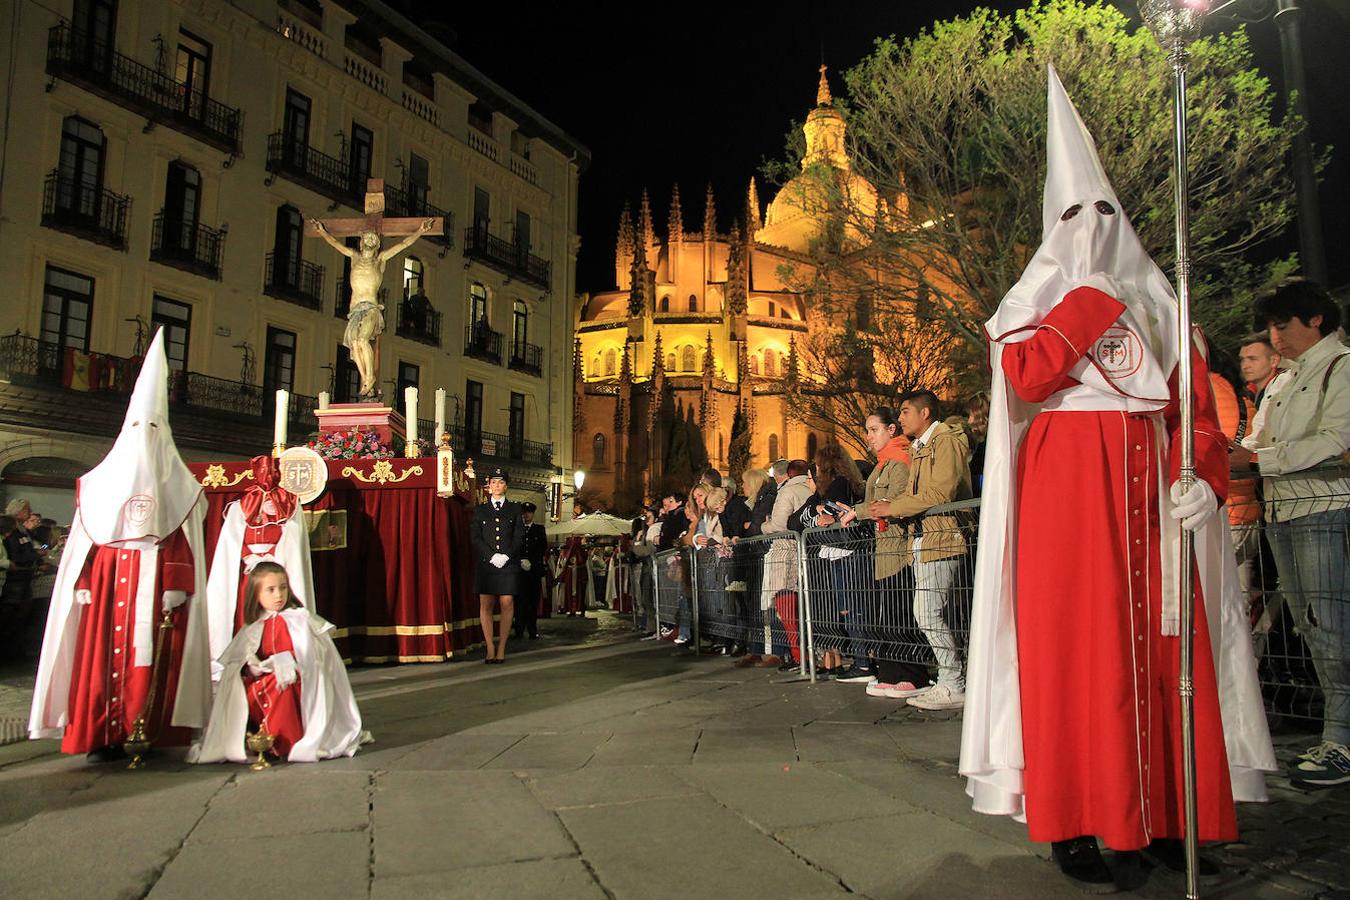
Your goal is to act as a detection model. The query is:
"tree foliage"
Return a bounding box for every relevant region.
[765,0,1310,383]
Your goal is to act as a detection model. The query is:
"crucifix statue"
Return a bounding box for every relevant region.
[307,178,443,401]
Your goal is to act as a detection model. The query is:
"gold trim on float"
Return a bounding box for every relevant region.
[341,460,423,485]
[356,654,451,663]
[201,465,255,488]
[332,623,450,636]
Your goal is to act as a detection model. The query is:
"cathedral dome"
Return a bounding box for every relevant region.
[755,67,878,254]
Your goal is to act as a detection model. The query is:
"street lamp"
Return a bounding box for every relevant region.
[573,469,586,491]
[1139,2,1211,896]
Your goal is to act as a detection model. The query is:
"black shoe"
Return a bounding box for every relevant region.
[85,745,127,763]
[835,666,876,684]
[728,642,747,658]
[1051,837,1116,893]
[778,659,799,672]
[1140,838,1220,880]
[529,632,540,640]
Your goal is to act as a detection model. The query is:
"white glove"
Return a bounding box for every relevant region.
[490,553,509,568]
[1169,479,1218,532]
[75,589,93,606]
[520,559,532,572]
[162,590,187,612]
[245,653,268,678]
[269,651,298,690]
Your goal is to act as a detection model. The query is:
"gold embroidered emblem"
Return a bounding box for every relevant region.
[200,465,255,488]
[342,460,423,485]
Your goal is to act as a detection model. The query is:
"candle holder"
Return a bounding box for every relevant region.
[272,443,285,459]
[404,440,419,459]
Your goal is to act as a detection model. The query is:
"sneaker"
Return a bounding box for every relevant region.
[673,636,689,645]
[907,683,966,710]
[1292,740,1338,765]
[640,633,661,641]
[1292,742,1350,788]
[867,681,930,699]
[866,681,898,698]
[778,659,799,672]
[835,667,877,684]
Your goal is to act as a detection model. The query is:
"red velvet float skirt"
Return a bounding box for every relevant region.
[61,546,192,754]
[1014,410,1236,850]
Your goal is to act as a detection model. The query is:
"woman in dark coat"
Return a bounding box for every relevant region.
[470,468,525,663]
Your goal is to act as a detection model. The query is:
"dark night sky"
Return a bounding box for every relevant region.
[396,1,1350,296]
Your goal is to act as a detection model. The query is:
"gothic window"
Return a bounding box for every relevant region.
[591,353,602,377]
[688,294,699,312]
[666,352,676,372]
[768,433,779,462]
[593,432,606,466]
[681,345,696,372]
[659,295,670,313]
[763,349,777,378]
[748,355,759,376]
[604,348,617,376]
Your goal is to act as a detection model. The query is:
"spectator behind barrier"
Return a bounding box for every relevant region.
[1231,279,1350,788]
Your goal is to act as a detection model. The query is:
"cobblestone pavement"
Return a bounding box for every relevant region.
[0,614,1346,899]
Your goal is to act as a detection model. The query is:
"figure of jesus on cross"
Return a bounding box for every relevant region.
[307,178,443,400]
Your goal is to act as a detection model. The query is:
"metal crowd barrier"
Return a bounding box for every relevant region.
[642,462,1346,740]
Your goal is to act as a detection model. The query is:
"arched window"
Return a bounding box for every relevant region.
[763,349,777,378]
[403,256,424,300]
[768,433,779,462]
[659,295,670,312]
[748,355,759,376]
[593,432,606,466]
[604,347,617,376]
[666,352,676,372]
[469,282,488,326]
[591,352,602,377]
[806,432,818,461]
[681,345,697,372]
[688,293,699,312]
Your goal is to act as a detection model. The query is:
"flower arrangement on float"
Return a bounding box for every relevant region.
[308,428,394,460]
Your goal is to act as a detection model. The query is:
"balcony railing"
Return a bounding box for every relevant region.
[383,183,454,249]
[265,132,361,208]
[0,333,317,432]
[508,341,543,377]
[394,295,442,346]
[335,279,386,319]
[46,22,243,154]
[464,323,502,365]
[264,253,324,310]
[447,423,552,468]
[41,170,131,250]
[462,226,550,289]
[150,212,225,280]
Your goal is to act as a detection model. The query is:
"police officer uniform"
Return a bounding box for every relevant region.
[513,502,549,639]
[470,469,525,596]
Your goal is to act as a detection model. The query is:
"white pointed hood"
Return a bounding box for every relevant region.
[76,328,202,544]
[986,65,1177,409]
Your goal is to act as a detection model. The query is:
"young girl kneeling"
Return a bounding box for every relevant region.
[190,562,367,764]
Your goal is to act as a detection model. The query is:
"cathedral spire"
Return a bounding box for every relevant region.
[638,188,655,249]
[816,64,832,106]
[668,184,683,242]
[628,241,646,317]
[725,222,747,317]
[651,330,665,377]
[703,330,716,377]
[615,202,633,289]
[702,183,716,241]
[746,177,762,233]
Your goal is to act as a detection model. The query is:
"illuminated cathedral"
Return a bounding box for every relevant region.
[573,67,891,510]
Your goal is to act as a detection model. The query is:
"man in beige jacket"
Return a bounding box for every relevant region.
[869,390,972,710]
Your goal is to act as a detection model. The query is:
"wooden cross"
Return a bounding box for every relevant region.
[302,178,445,239]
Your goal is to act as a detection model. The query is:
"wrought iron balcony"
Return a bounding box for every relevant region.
[265,132,361,208]
[0,333,317,440]
[462,226,550,289]
[446,424,552,468]
[464,323,502,365]
[335,278,387,319]
[46,22,243,154]
[383,183,454,249]
[264,252,324,310]
[40,170,130,249]
[394,294,442,346]
[150,211,225,280]
[508,341,543,377]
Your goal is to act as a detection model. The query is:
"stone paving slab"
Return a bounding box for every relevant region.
[528,764,701,811]
[558,793,848,899]
[371,859,607,900]
[186,770,371,842]
[371,770,574,877]
[585,726,701,767]
[793,721,906,763]
[149,830,369,900]
[675,761,919,831]
[480,731,614,771]
[385,732,526,771]
[692,726,798,765]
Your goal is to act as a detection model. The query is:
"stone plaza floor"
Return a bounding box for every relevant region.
[0,612,1346,899]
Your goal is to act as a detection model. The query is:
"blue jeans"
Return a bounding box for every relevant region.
[1267,507,1350,745]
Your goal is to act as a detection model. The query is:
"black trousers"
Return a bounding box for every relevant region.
[515,573,541,637]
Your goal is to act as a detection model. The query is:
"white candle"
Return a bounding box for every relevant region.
[405,386,418,443]
[274,389,289,446]
[434,388,446,442]
[318,391,330,410]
